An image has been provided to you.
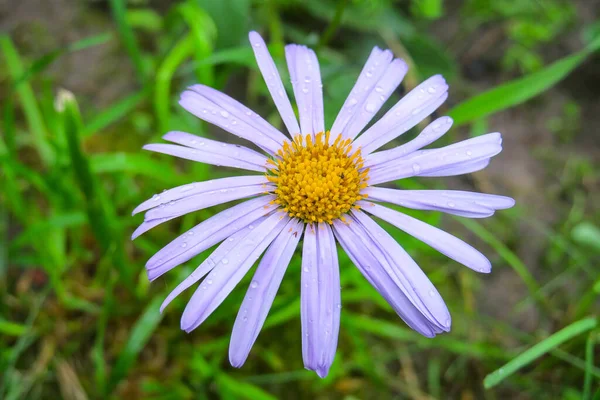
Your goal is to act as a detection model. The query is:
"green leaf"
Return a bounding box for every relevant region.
[83,88,148,137]
[484,317,598,389]
[449,36,600,126]
[89,153,186,186]
[106,295,164,394]
[572,222,600,252]
[0,319,27,337]
[217,374,277,400]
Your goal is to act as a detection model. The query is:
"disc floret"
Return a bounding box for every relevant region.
[267,131,369,224]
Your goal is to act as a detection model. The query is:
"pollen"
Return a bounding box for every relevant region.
[266,131,369,224]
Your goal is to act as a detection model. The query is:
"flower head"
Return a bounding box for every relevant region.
[133,31,515,378]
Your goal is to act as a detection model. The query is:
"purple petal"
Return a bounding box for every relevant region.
[188,85,288,148]
[133,176,270,215]
[143,184,272,221]
[145,195,277,280]
[353,75,449,155]
[368,133,503,185]
[351,210,450,330]
[364,187,514,218]
[359,201,492,273]
[160,219,267,312]
[300,223,341,378]
[286,44,324,136]
[248,31,300,137]
[229,218,303,367]
[179,89,282,155]
[132,216,174,240]
[344,59,409,140]
[143,143,266,172]
[301,224,319,369]
[330,47,392,137]
[365,116,453,168]
[332,218,442,337]
[419,159,490,177]
[163,131,268,167]
[180,212,290,332]
[315,223,341,378]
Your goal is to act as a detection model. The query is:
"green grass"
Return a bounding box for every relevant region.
[1,0,599,399]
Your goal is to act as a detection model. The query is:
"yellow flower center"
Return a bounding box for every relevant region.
[267,131,369,224]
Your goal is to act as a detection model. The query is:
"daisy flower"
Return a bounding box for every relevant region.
[132,31,514,378]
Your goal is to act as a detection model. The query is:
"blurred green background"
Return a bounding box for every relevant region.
[1,0,599,398]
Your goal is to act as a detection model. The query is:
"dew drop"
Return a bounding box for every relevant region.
[191,140,197,145]
[220,110,229,118]
[152,194,161,201]
[278,89,284,97]
[447,201,456,208]
[228,237,234,242]
[304,76,311,83]
[336,303,342,309]
[445,318,451,327]
[243,316,248,321]
[251,280,258,289]
[181,242,187,248]
[365,103,376,112]
[303,267,309,273]
[248,225,254,230]
[188,231,194,236]
[232,120,237,125]
[222,258,229,264]
[427,87,437,94]
[198,141,205,146]
[412,163,421,174]
[301,85,309,94]
[207,279,213,285]
[202,109,208,114]
[375,86,383,93]
[245,110,252,116]
[366,70,373,78]
[428,290,435,297]
[348,98,358,106]
[466,150,472,157]
[253,42,260,47]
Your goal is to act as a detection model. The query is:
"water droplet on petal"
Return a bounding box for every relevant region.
[301,85,309,94]
[188,231,194,236]
[253,42,260,48]
[228,237,234,242]
[222,258,229,264]
[447,202,456,208]
[428,290,435,297]
[181,242,187,248]
[248,225,254,230]
[365,103,376,112]
[412,163,421,174]
[427,87,437,94]
[348,98,358,106]
[337,303,342,309]
[251,280,258,289]
[207,279,213,285]
[152,194,160,201]
[375,86,383,93]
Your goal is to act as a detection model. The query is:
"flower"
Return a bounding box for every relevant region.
[132,31,515,378]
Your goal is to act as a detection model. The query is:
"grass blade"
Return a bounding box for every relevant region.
[109,0,148,82]
[0,35,53,165]
[484,317,598,389]
[83,88,148,136]
[449,36,600,126]
[106,295,164,395]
